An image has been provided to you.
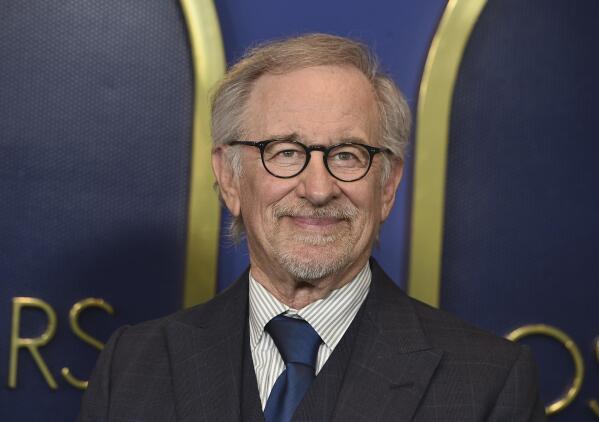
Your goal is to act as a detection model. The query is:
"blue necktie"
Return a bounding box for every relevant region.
[264,315,322,422]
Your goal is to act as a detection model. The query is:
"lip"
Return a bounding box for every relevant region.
[289,216,341,228]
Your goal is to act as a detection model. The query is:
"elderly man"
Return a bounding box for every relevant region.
[80,34,545,421]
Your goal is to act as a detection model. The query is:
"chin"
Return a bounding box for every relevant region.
[278,256,343,281]
[274,243,353,282]
[289,234,339,247]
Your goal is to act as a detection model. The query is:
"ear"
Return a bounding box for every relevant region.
[380,160,403,222]
[212,146,241,217]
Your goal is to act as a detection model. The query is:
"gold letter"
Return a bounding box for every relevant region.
[506,324,584,416]
[8,297,58,389]
[588,337,599,417]
[61,298,114,389]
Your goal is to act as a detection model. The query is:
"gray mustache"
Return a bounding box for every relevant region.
[272,203,358,220]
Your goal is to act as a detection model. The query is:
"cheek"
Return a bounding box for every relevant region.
[343,182,381,214]
[239,177,296,222]
[347,185,385,238]
[238,179,261,224]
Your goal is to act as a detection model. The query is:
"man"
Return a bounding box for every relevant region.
[79,34,545,421]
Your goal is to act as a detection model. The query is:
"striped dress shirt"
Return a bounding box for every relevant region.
[248,263,371,409]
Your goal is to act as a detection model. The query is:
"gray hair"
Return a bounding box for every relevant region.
[211,33,411,242]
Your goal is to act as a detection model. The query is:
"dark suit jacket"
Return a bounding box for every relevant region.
[79,260,546,421]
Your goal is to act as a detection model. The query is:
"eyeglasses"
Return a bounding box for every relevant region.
[228,139,391,182]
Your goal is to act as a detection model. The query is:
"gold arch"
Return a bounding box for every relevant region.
[408,0,487,307]
[588,337,599,417]
[506,324,584,415]
[179,0,225,307]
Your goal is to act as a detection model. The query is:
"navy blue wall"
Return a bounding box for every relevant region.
[1,1,193,419]
[2,0,596,420]
[442,1,599,420]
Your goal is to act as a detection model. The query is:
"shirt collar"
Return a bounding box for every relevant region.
[248,263,371,351]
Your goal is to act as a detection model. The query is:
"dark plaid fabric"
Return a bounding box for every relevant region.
[79,260,545,421]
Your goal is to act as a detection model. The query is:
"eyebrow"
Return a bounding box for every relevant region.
[337,136,368,144]
[266,133,368,145]
[268,133,300,142]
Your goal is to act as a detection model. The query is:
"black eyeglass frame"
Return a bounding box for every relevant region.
[228,139,392,182]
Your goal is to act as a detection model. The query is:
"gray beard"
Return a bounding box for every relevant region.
[273,229,355,281]
[268,199,360,281]
[275,248,349,281]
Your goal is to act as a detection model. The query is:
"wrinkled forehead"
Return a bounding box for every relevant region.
[242,65,380,144]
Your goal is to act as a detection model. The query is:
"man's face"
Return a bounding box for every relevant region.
[216,65,402,284]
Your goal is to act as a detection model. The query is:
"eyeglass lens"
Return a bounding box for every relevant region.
[262,141,371,181]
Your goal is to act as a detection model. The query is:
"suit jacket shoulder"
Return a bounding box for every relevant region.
[409,295,545,417]
[79,270,251,422]
[335,260,546,421]
[410,293,522,362]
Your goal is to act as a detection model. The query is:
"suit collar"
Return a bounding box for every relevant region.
[165,269,250,422]
[332,259,443,421]
[364,258,432,353]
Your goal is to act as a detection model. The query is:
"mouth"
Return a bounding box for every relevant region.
[272,202,358,238]
[290,216,342,229]
[280,215,348,246]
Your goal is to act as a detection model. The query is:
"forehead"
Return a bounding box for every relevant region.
[243,65,379,143]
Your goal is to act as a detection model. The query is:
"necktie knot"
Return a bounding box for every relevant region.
[265,315,321,368]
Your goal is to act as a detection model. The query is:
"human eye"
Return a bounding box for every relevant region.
[264,142,305,164]
[332,151,358,162]
[329,145,368,168]
[277,149,299,159]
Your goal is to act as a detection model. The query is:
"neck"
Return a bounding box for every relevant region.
[249,258,368,309]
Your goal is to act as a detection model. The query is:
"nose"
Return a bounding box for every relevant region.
[295,152,341,206]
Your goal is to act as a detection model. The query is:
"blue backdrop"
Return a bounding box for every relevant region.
[441,1,599,420]
[1,0,596,420]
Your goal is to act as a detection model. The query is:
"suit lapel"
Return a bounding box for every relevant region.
[294,303,365,421]
[332,261,443,421]
[165,271,250,422]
